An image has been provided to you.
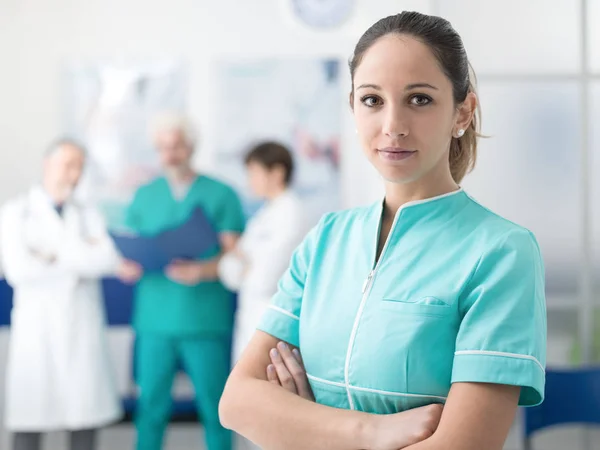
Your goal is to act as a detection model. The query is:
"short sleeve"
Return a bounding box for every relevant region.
[215,187,245,234]
[452,229,547,407]
[257,217,323,348]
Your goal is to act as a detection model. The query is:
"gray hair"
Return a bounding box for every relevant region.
[150,112,198,148]
[45,137,87,158]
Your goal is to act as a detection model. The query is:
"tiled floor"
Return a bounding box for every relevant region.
[0,421,599,450]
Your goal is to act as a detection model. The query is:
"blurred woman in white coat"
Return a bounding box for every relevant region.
[0,138,142,450]
[219,142,307,367]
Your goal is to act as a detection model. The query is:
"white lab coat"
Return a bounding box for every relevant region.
[0,186,123,431]
[219,191,308,363]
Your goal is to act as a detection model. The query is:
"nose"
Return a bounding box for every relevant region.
[382,105,409,138]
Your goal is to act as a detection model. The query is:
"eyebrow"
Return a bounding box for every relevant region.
[356,83,439,91]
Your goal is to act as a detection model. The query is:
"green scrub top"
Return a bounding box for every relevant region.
[259,189,546,414]
[126,175,245,336]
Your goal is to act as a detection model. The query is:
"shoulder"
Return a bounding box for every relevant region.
[72,201,105,223]
[1,192,29,217]
[272,192,304,219]
[195,176,242,209]
[461,193,542,266]
[306,204,375,247]
[197,175,237,196]
[319,204,374,231]
[133,177,166,198]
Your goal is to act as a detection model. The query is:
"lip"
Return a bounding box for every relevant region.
[377,147,417,162]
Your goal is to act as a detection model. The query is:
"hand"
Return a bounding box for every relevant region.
[165,259,204,285]
[231,247,250,277]
[29,249,56,265]
[366,403,443,450]
[232,246,246,260]
[117,260,143,284]
[266,341,314,401]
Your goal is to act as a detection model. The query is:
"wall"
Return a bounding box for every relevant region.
[0,0,431,208]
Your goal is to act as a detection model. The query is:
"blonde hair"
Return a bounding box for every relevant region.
[150,112,198,148]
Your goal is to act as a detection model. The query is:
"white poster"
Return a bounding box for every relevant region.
[213,59,342,221]
[64,62,186,229]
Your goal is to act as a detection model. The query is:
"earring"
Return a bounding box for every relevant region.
[456,129,465,138]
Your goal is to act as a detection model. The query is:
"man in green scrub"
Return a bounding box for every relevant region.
[126,113,245,450]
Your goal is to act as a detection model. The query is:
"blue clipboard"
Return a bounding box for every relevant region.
[111,207,220,271]
[157,207,220,260]
[110,234,171,271]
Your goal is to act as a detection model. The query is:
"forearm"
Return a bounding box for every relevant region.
[58,238,121,277]
[402,435,442,449]
[197,256,221,281]
[402,383,519,450]
[220,376,371,450]
[3,255,66,285]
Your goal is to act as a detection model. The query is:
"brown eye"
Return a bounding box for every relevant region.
[410,95,432,106]
[361,95,383,107]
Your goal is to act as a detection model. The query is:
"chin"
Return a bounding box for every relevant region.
[376,166,420,185]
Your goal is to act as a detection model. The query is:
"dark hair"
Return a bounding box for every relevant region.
[45,137,87,158]
[349,11,481,183]
[244,141,295,185]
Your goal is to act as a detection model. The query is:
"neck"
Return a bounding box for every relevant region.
[382,166,458,218]
[42,180,67,205]
[166,166,196,184]
[265,184,287,201]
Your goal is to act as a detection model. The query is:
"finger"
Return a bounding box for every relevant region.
[266,364,280,386]
[269,348,297,394]
[277,342,313,399]
[292,348,306,369]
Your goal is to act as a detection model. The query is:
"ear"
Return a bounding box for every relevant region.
[270,164,287,185]
[454,92,477,134]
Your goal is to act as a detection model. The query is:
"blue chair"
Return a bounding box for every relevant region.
[0,278,13,326]
[523,367,600,450]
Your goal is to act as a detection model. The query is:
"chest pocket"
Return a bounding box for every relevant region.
[381,296,454,318]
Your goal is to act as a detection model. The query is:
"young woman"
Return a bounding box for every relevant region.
[219,11,546,450]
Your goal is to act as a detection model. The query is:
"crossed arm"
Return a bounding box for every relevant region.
[220,331,520,450]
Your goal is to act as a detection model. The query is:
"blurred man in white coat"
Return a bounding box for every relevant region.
[0,138,142,450]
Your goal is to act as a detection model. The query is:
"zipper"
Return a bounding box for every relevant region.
[361,270,374,294]
[344,204,402,409]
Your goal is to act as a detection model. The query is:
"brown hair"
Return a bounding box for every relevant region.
[349,11,481,183]
[244,141,295,185]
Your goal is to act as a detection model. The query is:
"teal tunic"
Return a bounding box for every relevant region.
[259,189,546,414]
[126,175,245,336]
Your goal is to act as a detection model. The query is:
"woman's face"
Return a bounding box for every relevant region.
[247,161,285,199]
[352,34,470,185]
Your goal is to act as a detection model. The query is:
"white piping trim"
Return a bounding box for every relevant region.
[403,187,464,206]
[268,305,299,321]
[307,374,447,401]
[307,374,346,388]
[376,187,464,213]
[455,350,545,374]
[349,384,447,401]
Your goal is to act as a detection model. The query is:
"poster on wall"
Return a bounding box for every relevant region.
[63,62,186,229]
[213,58,342,223]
